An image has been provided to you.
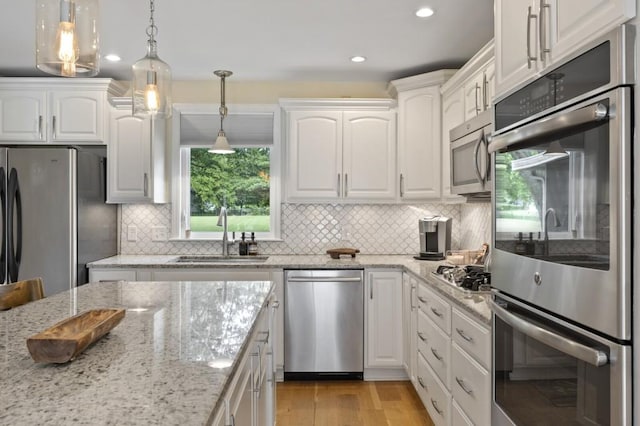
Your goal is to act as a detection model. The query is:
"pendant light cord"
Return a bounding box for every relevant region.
[146,0,158,44]
[219,74,227,131]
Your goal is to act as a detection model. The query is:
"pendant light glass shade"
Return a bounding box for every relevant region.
[35,0,100,77]
[131,0,172,118]
[208,70,235,154]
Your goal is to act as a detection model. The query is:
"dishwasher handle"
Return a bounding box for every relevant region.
[287,276,362,283]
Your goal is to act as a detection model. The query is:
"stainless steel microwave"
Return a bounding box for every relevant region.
[449,109,492,199]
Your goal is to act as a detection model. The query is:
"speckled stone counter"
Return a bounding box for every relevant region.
[0,280,273,425]
[89,255,491,325]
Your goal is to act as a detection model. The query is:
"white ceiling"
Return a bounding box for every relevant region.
[0,0,494,82]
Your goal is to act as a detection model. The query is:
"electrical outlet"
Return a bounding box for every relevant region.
[152,226,167,241]
[127,225,138,242]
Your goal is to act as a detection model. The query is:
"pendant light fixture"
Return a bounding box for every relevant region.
[35,0,100,77]
[209,70,235,154]
[131,0,172,118]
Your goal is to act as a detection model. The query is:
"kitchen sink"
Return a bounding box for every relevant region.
[171,255,269,264]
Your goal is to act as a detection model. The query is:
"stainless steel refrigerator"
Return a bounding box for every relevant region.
[0,147,117,296]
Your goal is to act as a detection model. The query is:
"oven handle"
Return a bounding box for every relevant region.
[488,299,608,367]
[488,103,609,154]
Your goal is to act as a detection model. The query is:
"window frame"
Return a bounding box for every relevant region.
[171,103,282,241]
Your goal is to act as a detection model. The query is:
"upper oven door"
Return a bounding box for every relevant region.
[451,125,490,195]
[489,87,632,341]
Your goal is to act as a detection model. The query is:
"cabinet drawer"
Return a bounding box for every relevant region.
[418,309,450,389]
[420,353,451,426]
[451,342,490,426]
[452,308,490,369]
[417,284,451,335]
[452,399,473,426]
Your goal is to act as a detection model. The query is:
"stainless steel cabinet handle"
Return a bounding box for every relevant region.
[431,398,443,416]
[430,307,443,318]
[370,281,373,300]
[456,327,474,342]
[418,296,427,303]
[143,173,149,197]
[287,276,362,283]
[489,299,608,366]
[430,348,443,361]
[417,332,426,342]
[271,300,280,309]
[337,174,341,197]
[456,376,473,395]
[483,73,489,110]
[230,413,235,426]
[539,0,551,61]
[38,115,43,140]
[410,285,416,310]
[344,173,348,197]
[475,84,481,114]
[417,376,426,389]
[52,115,57,139]
[399,173,404,197]
[527,6,538,69]
[257,330,269,343]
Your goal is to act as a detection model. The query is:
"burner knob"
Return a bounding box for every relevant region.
[533,272,542,286]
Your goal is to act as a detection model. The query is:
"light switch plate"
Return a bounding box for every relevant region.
[127,225,138,241]
[151,226,167,241]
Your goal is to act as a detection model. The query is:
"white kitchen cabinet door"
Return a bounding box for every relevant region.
[366,270,403,368]
[0,90,46,141]
[403,273,418,385]
[49,91,105,143]
[107,110,152,202]
[342,111,396,201]
[484,60,496,109]
[495,0,541,98]
[107,108,167,203]
[550,0,635,65]
[463,72,485,121]
[441,87,465,201]
[397,86,441,200]
[286,110,342,201]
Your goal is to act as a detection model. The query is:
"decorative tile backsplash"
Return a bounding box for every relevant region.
[120,202,491,255]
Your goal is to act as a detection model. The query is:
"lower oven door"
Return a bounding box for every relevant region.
[490,294,631,426]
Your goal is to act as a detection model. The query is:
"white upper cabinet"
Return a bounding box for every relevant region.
[107,105,168,204]
[495,0,635,99]
[0,78,126,144]
[391,70,455,201]
[281,99,396,203]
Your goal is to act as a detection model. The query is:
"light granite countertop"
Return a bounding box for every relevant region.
[89,254,491,325]
[0,280,273,425]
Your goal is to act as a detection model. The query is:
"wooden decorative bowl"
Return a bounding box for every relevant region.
[26,309,125,363]
[326,248,360,259]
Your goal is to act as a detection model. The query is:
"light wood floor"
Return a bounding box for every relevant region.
[276,380,435,426]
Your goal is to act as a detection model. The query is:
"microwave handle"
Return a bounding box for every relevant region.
[489,299,608,367]
[489,103,608,153]
[473,133,484,184]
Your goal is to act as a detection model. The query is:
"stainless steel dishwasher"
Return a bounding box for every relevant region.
[284,269,364,380]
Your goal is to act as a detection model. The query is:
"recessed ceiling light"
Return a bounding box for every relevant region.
[104,54,121,62]
[350,56,366,63]
[416,7,434,18]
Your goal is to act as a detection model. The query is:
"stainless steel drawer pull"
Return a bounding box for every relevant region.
[430,348,443,361]
[456,328,474,342]
[431,398,443,415]
[418,296,427,303]
[38,115,43,140]
[52,115,57,139]
[430,307,443,318]
[417,332,426,342]
[456,376,473,395]
[417,377,426,389]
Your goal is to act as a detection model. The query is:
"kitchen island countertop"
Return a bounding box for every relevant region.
[89,254,491,325]
[0,280,273,425]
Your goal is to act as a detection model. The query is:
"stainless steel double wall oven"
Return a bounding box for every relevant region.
[489,26,634,425]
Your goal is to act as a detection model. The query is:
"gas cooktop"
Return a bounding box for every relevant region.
[431,265,491,293]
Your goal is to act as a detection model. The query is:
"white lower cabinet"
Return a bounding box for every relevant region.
[411,278,492,426]
[89,268,137,282]
[365,270,404,377]
[402,273,418,385]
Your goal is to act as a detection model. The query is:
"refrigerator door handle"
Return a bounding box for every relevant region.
[7,168,21,282]
[0,168,5,284]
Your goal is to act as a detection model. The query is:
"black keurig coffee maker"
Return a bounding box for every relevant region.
[414,216,452,260]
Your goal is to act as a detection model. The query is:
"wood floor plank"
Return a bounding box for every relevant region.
[277,380,435,426]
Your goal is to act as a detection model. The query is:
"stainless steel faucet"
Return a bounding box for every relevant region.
[217,205,234,256]
[543,208,561,256]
